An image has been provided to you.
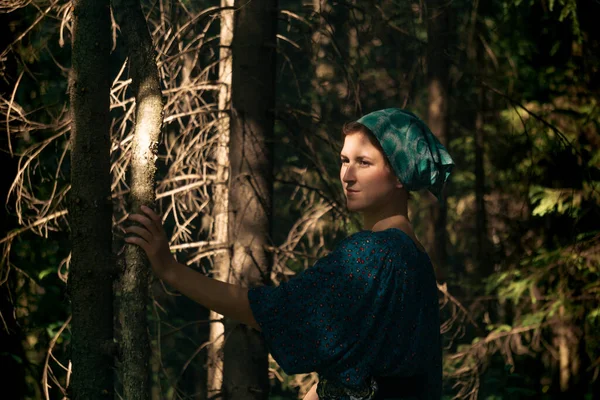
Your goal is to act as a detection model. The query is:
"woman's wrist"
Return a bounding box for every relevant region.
[159,257,181,284]
[153,258,259,329]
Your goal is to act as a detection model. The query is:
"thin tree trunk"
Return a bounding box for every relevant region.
[111,0,164,398]
[466,0,490,279]
[221,0,277,399]
[474,90,488,268]
[207,1,234,398]
[347,2,358,67]
[311,0,333,121]
[552,303,586,399]
[426,0,450,278]
[68,0,114,398]
[0,12,27,399]
[0,273,27,399]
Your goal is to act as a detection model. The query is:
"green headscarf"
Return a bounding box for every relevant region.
[356,108,454,200]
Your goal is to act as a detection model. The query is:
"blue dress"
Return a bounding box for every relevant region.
[247,228,442,400]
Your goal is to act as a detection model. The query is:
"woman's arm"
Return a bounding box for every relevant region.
[124,206,261,331]
[162,259,261,331]
[302,383,319,400]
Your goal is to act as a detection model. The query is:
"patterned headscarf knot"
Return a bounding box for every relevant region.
[356,108,454,201]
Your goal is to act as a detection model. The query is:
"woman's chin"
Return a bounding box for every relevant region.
[345,200,363,212]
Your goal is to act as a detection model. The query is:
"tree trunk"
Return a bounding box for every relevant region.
[425,0,450,278]
[474,90,488,269]
[111,0,165,398]
[466,0,490,279]
[552,304,586,399]
[207,1,234,398]
[311,0,333,121]
[0,11,27,399]
[0,274,27,399]
[221,0,277,399]
[68,0,114,398]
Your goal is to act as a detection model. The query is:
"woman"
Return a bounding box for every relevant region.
[124,108,454,400]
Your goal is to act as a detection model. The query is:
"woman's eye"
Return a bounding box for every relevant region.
[340,159,369,166]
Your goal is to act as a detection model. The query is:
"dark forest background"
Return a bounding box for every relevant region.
[1,0,599,399]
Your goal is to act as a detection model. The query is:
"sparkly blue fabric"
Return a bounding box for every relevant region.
[248,228,442,399]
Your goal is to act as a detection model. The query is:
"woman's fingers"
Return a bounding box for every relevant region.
[140,205,163,232]
[139,206,168,238]
[128,212,159,237]
[124,234,150,253]
[124,225,153,244]
[141,205,161,223]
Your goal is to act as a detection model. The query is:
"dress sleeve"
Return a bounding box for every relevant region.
[247,231,393,380]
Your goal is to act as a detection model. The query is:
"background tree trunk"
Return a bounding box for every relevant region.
[111,0,164,398]
[0,11,27,399]
[221,0,277,399]
[207,1,234,398]
[466,0,490,279]
[0,274,27,399]
[311,0,333,122]
[68,0,114,398]
[425,0,450,279]
[552,303,586,399]
[474,87,487,269]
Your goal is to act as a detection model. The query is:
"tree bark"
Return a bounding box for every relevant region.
[466,0,490,279]
[221,0,277,399]
[0,11,27,399]
[474,89,488,270]
[111,0,165,398]
[68,0,114,398]
[207,1,234,398]
[552,304,586,399]
[0,274,27,399]
[311,0,333,121]
[426,0,450,278]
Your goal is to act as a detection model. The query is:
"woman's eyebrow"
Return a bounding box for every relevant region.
[340,154,372,159]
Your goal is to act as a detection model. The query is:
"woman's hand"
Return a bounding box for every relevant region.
[122,205,261,330]
[123,205,175,280]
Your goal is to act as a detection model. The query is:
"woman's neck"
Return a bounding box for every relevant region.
[362,188,409,232]
[367,214,411,233]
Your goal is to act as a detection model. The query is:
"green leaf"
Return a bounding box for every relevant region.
[529,185,582,217]
[0,352,23,364]
[519,310,546,326]
[587,308,600,321]
[38,268,54,280]
[550,41,561,56]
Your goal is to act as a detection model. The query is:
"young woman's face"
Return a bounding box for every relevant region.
[339,132,401,212]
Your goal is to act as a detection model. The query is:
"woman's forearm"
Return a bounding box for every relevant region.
[303,383,319,400]
[163,259,261,331]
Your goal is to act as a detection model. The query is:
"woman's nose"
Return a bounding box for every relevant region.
[342,165,356,182]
